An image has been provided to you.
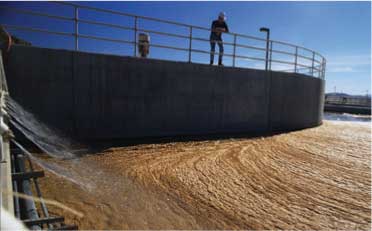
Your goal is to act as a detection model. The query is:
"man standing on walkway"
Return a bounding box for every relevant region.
[210,12,229,66]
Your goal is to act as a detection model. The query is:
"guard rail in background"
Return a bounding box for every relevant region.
[0,1,326,79]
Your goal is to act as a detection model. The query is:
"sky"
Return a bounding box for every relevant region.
[0,1,371,95]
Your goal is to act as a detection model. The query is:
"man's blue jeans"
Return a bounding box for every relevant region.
[210,40,224,65]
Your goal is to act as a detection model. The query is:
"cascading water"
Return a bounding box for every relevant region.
[5,96,97,191]
[5,96,80,159]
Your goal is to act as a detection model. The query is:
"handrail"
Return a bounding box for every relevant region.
[53,1,268,42]
[0,2,326,79]
[0,6,73,22]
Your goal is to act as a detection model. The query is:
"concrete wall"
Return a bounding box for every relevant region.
[5,46,324,141]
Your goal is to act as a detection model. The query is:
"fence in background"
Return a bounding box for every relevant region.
[0,1,326,78]
[325,95,371,107]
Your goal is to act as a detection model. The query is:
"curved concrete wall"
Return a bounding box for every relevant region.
[5,46,324,141]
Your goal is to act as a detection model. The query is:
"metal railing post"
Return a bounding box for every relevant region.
[264,35,269,71]
[311,51,315,76]
[74,6,79,50]
[134,16,138,57]
[322,58,326,79]
[294,46,298,73]
[232,34,237,67]
[318,64,322,78]
[259,27,270,71]
[188,26,192,63]
[269,41,273,70]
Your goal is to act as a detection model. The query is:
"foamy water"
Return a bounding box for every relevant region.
[5,96,371,229]
[324,112,371,123]
[39,119,371,230]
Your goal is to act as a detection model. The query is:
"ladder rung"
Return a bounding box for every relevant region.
[12,170,45,181]
[23,216,64,226]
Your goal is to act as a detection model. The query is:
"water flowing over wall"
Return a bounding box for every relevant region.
[5,45,324,141]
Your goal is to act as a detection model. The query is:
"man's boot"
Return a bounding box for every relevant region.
[218,56,223,66]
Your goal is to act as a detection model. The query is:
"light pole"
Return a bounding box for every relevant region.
[260,27,270,71]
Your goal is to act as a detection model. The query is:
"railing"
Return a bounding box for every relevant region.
[0,1,326,79]
[325,95,371,107]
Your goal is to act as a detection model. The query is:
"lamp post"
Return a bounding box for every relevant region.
[260,27,270,71]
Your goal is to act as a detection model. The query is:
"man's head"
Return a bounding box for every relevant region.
[218,12,226,22]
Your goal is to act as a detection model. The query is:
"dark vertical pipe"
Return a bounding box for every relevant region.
[25,154,52,229]
[17,154,41,230]
[11,153,21,219]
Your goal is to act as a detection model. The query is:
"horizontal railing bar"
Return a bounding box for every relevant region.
[190,48,217,55]
[282,67,309,72]
[270,59,297,66]
[149,43,190,52]
[272,39,313,54]
[138,28,189,39]
[149,45,234,58]
[145,44,260,61]
[235,43,267,51]
[190,36,266,52]
[3,24,73,37]
[191,26,267,42]
[271,39,297,49]
[78,34,134,44]
[276,64,320,71]
[235,33,267,42]
[296,54,316,62]
[270,57,321,69]
[234,54,266,62]
[296,63,313,68]
[296,54,322,64]
[80,19,201,42]
[270,48,294,56]
[271,39,324,59]
[189,47,267,61]
[0,5,74,21]
[278,66,317,72]
[78,19,134,31]
[190,48,232,57]
[191,36,214,42]
[51,1,192,28]
[193,37,237,47]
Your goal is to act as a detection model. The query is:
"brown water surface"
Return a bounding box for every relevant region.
[37,121,371,230]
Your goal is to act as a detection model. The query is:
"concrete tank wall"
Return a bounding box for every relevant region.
[5,46,324,141]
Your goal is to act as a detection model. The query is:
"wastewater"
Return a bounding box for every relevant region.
[323,111,371,123]
[4,96,371,229]
[5,96,198,228]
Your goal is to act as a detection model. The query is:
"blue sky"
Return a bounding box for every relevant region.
[0,1,370,95]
